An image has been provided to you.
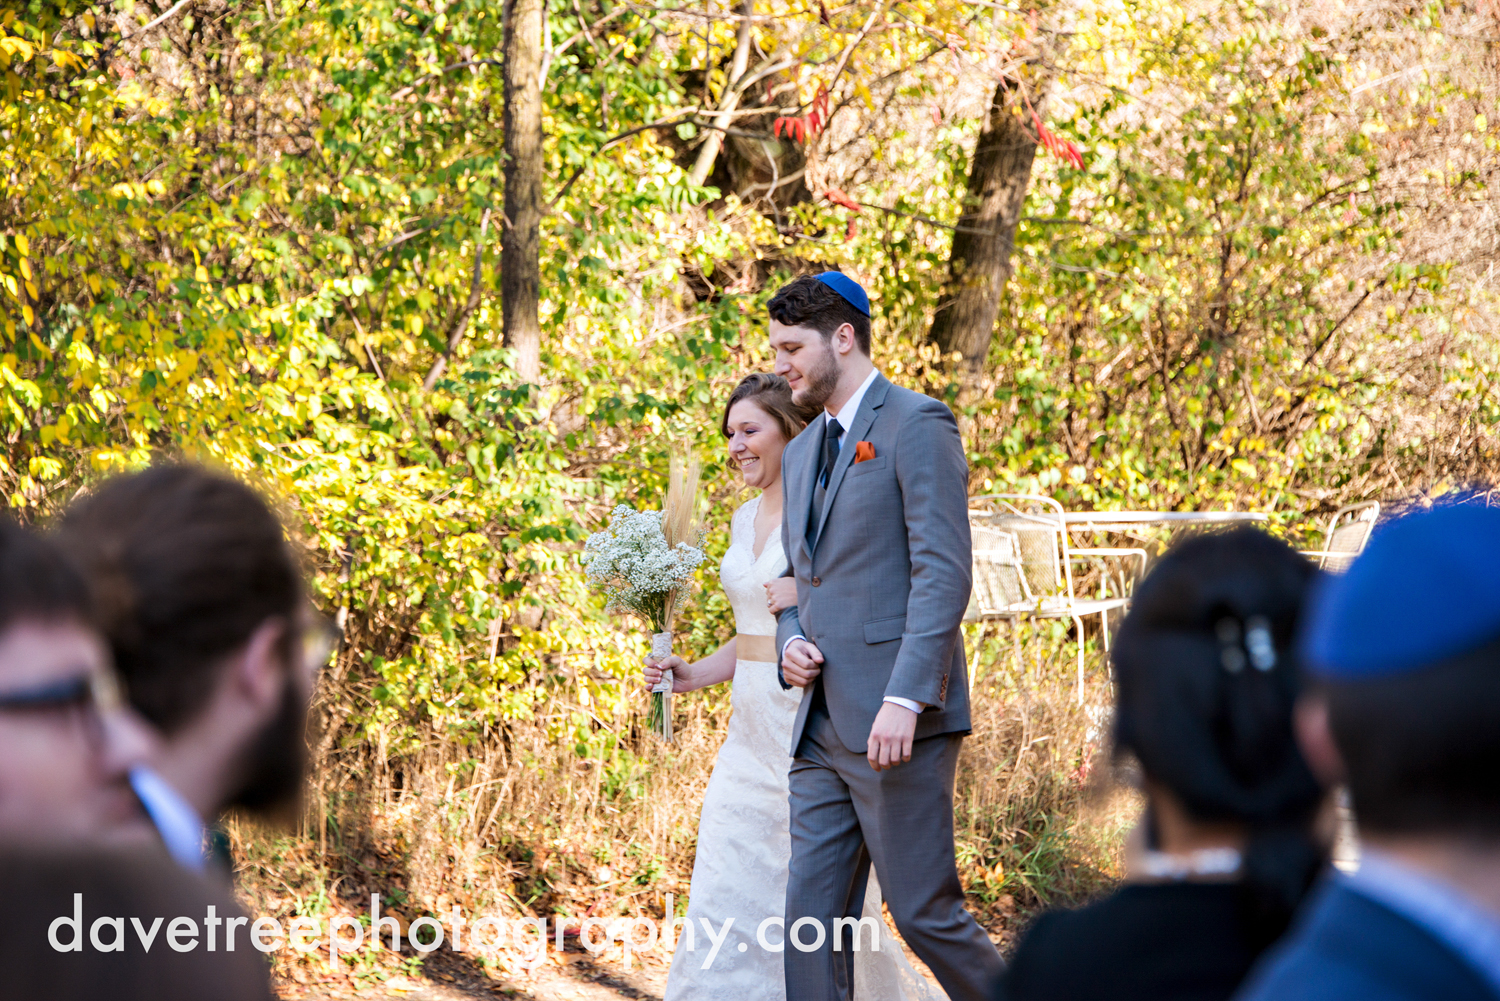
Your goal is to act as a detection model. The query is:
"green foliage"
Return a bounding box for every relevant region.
[973,0,1469,514]
[0,0,753,746]
[1,0,1494,760]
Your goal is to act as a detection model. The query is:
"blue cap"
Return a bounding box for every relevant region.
[815,271,871,317]
[1301,504,1500,679]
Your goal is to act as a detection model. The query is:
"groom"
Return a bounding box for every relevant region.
[771,273,1003,1001]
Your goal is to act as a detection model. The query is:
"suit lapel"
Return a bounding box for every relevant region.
[792,412,825,562]
[812,374,890,548]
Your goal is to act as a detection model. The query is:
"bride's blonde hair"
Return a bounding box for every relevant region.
[720,373,816,442]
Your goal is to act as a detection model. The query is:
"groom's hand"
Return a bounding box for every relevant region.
[781,638,824,687]
[867,703,917,771]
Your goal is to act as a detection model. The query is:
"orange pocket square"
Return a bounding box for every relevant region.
[853,441,876,463]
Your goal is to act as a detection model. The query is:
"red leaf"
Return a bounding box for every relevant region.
[824,187,861,212]
[773,117,789,139]
[1033,112,1085,168]
[931,104,943,125]
[1032,111,1051,146]
[845,218,859,241]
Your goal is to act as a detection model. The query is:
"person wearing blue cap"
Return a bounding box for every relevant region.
[1236,503,1500,1001]
[766,273,1005,1001]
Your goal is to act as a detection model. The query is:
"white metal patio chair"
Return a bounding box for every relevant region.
[967,494,1147,699]
[1300,501,1380,573]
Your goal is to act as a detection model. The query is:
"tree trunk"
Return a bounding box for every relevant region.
[502,0,545,381]
[928,72,1055,382]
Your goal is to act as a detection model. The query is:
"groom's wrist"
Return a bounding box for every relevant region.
[882,696,925,714]
[781,635,807,660]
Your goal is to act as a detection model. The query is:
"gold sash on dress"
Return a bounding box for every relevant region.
[736,634,777,664]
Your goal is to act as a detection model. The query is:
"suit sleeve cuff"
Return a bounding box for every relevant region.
[882,696,925,714]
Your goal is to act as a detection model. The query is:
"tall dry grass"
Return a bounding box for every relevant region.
[954,623,1140,938]
[232,622,1136,987]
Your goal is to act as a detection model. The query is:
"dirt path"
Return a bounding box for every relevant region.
[286,941,668,1000]
[288,926,982,1001]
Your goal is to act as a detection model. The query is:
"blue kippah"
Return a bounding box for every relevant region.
[1301,504,1500,679]
[815,271,871,317]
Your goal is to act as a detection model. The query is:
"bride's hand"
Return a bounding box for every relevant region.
[644,653,691,693]
[764,578,797,615]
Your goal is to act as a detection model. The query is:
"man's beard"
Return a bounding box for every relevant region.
[228,681,308,823]
[793,344,841,411]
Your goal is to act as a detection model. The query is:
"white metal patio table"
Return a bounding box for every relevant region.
[1061,511,1269,529]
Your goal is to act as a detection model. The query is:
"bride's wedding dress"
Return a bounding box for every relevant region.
[663,495,941,1001]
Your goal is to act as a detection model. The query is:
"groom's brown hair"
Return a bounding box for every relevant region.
[767,275,872,356]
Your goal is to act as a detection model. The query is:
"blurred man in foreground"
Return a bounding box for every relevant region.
[0,845,277,1000]
[59,465,327,872]
[0,520,273,996]
[1237,503,1500,1001]
[0,518,157,844]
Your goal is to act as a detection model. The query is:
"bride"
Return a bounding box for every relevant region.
[644,373,940,1001]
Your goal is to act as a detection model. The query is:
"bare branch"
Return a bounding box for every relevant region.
[688,0,755,187]
[424,208,493,391]
[122,0,195,40]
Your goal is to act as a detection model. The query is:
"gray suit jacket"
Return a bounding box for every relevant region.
[775,373,973,754]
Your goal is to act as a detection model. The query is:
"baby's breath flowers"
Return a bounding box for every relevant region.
[583,504,706,630]
[583,456,703,740]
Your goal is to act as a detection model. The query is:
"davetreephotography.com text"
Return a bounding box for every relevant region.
[46,894,885,970]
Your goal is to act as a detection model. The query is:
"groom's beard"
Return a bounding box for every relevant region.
[794,345,841,411]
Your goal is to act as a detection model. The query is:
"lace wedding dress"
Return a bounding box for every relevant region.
[663,495,941,1001]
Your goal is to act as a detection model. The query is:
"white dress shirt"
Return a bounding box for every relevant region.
[827,368,880,450]
[783,369,926,715]
[131,765,208,872]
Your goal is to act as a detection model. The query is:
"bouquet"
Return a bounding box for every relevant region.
[583,457,704,740]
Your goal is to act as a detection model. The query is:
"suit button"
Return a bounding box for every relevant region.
[811,576,822,587]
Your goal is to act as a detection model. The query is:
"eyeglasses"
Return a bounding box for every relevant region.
[0,664,125,717]
[300,613,341,678]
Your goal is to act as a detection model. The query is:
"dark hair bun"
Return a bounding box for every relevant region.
[1111,528,1325,941]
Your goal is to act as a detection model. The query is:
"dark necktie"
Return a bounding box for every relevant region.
[807,418,843,549]
[820,418,844,489]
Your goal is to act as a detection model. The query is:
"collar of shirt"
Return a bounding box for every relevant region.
[826,368,881,447]
[130,765,207,872]
[1344,847,1500,995]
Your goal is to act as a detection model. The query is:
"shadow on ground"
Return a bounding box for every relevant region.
[288,938,669,1001]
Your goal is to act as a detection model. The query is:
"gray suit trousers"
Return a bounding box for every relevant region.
[785,696,1004,1001]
